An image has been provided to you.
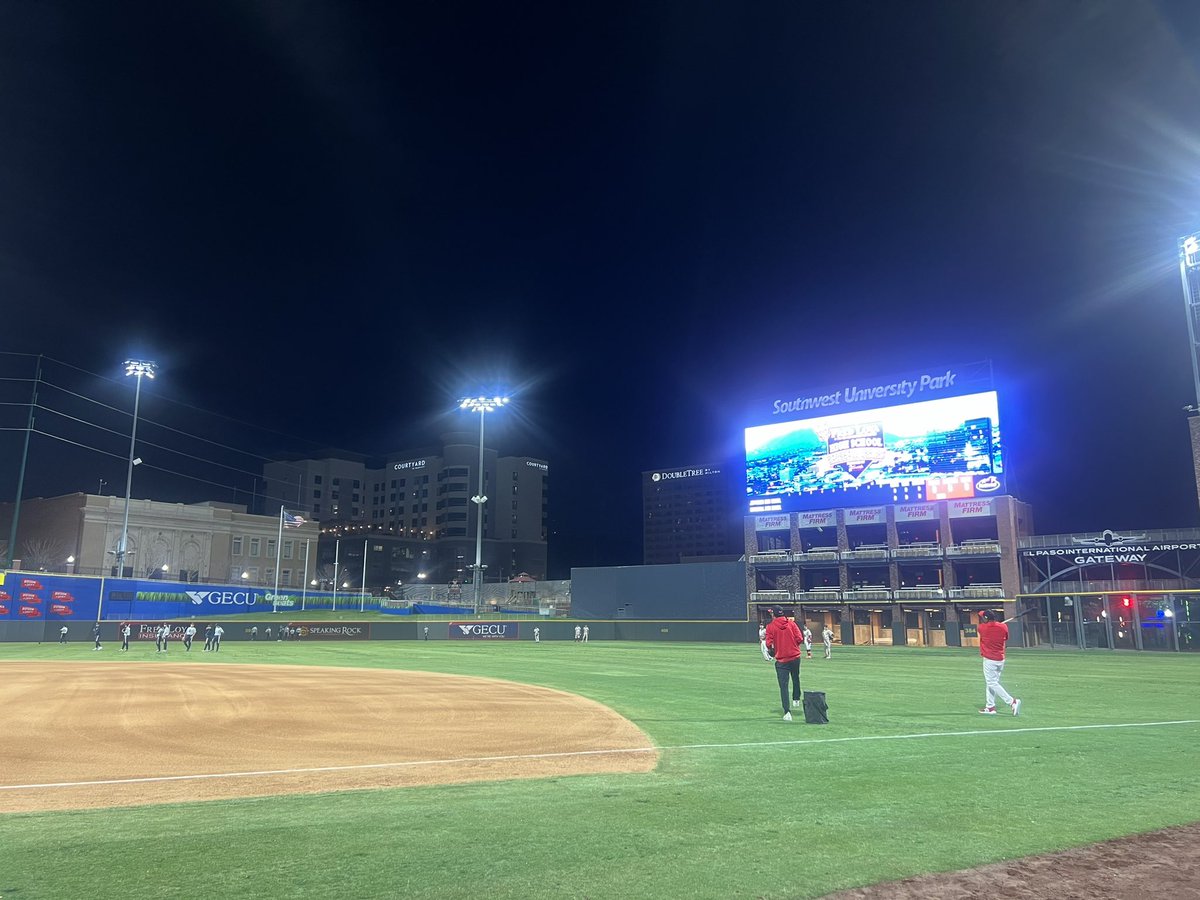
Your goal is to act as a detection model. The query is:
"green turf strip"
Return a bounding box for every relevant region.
[1,642,1198,899]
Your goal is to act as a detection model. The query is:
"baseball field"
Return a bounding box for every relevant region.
[1,638,1198,899]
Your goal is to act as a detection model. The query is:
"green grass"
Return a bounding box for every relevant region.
[1,642,1198,899]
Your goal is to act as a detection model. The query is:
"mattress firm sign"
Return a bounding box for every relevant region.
[844,506,886,525]
[895,503,938,522]
[949,499,995,518]
[755,514,791,532]
[798,510,836,529]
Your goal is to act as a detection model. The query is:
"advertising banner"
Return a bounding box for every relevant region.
[291,623,369,640]
[798,510,837,529]
[754,514,791,532]
[844,506,886,525]
[895,503,939,522]
[448,621,520,640]
[949,498,995,518]
[0,573,100,620]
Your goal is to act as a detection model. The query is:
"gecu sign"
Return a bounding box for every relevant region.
[185,590,261,606]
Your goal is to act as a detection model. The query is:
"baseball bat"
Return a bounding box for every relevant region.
[1001,607,1036,625]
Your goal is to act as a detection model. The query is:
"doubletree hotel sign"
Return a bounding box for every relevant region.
[1020,530,1200,592]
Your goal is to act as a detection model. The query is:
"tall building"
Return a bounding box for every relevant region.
[264,433,549,586]
[642,464,742,565]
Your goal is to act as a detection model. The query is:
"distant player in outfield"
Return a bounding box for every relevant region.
[203,624,214,651]
[92,622,102,650]
[59,625,68,644]
[822,625,834,659]
[533,626,540,643]
[183,623,196,651]
[574,625,581,642]
[802,623,813,659]
[121,622,131,652]
[583,625,589,642]
[758,623,771,662]
[763,608,803,721]
[213,624,224,651]
[978,610,1021,716]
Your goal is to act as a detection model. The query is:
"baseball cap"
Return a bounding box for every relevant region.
[978,609,995,621]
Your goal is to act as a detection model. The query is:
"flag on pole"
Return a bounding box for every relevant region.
[282,509,307,528]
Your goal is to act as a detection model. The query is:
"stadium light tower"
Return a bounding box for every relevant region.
[459,395,509,614]
[116,360,156,577]
[1180,234,1200,410]
[1179,235,1200,514]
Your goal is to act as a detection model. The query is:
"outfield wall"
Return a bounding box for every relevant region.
[21,618,762,644]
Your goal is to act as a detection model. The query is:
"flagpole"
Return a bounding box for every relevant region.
[273,505,284,613]
[332,538,339,613]
[360,537,368,612]
[301,539,310,612]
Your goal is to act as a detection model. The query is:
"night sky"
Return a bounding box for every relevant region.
[2,2,1199,578]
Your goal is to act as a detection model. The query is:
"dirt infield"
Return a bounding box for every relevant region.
[823,822,1200,899]
[0,661,657,814]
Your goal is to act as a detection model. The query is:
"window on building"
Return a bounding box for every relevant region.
[314,503,321,514]
[247,566,260,581]
[283,540,294,559]
[333,477,340,486]
[267,539,277,558]
[314,475,323,485]
[281,568,291,585]
[232,536,243,556]
[265,568,274,583]
[353,479,360,488]
[313,489,321,498]
[249,538,260,557]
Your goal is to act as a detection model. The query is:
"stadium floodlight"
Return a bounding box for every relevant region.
[116,359,157,578]
[459,395,509,613]
[1180,234,1200,411]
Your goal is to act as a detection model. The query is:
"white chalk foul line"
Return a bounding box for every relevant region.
[2,719,1196,793]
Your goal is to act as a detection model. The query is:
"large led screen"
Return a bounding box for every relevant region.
[745,391,1003,512]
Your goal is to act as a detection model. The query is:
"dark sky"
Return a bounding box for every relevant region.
[2,2,1200,577]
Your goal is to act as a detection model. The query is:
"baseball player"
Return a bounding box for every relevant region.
[758,623,771,662]
[212,624,224,652]
[156,624,169,653]
[59,625,68,644]
[121,622,131,652]
[821,625,834,659]
[203,624,214,651]
[183,623,196,651]
[802,623,813,659]
[762,608,803,721]
[92,622,102,651]
[533,626,540,643]
[977,610,1021,716]
[582,625,589,642]
[574,625,581,642]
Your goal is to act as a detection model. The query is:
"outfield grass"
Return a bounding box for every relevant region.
[1,641,1198,899]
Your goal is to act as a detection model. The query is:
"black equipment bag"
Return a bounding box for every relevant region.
[802,690,828,724]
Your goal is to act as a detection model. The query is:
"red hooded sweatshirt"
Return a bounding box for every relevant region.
[764,615,803,664]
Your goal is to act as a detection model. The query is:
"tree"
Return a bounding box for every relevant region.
[20,537,67,571]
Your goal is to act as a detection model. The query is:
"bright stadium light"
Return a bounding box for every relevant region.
[459,394,509,614]
[1180,233,1200,409]
[116,359,156,578]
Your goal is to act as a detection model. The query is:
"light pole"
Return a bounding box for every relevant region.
[1179,234,1200,409]
[117,360,156,577]
[459,395,508,614]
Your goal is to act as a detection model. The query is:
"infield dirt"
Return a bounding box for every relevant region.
[0,661,657,814]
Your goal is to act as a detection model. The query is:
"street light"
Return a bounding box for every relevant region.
[116,359,156,578]
[459,395,509,614]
